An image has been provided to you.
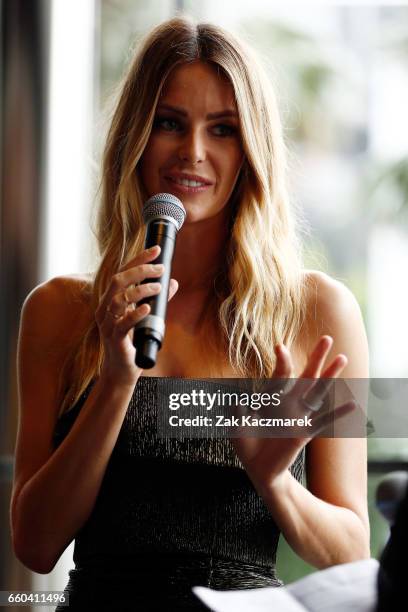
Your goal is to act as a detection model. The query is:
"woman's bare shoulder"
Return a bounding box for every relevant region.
[26,273,93,311]
[21,274,94,354]
[302,269,361,319]
[300,269,364,349]
[53,273,94,307]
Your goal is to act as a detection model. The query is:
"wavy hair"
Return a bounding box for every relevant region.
[57,15,306,417]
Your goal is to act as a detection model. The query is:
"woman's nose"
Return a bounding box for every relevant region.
[178,129,205,164]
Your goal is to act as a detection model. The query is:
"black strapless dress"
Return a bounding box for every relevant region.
[53,377,305,611]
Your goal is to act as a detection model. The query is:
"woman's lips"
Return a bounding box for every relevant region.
[164,175,213,194]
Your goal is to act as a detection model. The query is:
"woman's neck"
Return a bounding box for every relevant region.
[171,210,230,294]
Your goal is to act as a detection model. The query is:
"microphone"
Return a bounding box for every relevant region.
[133,193,186,369]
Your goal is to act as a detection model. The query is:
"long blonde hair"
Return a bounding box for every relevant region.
[57,16,306,417]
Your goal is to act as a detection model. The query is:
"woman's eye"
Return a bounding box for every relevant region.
[153,117,237,137]
[212,124,236,137]
[154,117,181,132]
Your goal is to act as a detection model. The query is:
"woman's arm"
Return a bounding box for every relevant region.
[254,271,370,568]
[255,444,370,568]
[12,247,176,574]
[11,278,135,574]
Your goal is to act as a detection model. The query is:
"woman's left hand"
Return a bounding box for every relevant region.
[231,335,355,491]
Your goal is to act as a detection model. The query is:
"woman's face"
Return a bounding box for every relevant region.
[139,61,244,223]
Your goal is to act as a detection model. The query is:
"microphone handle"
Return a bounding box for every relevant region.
[133,218,177,368]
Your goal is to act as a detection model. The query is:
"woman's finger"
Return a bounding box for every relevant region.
[96,263,164,323]
[96,245,161,318]
[291,336,334,402]
[273,344,293,379]
[309,400,356,436]
[114,303,152,336]
[321,354,348,378]
[301,335,333,378]
[119,244,161,273]
[109,282,162,315]
[299,355,348,413]
[168,278,179,301]
[101,302,151,337]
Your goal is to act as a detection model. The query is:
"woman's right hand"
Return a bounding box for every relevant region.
[95,245,178,387]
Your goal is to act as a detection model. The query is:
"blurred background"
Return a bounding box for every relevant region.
[1,0,408,607]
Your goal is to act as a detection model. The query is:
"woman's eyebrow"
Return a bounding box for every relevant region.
[157,103,238,120]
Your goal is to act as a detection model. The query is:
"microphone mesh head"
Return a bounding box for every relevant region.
[143,193,186,231]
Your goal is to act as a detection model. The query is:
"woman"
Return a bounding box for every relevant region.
[11,16,370,610]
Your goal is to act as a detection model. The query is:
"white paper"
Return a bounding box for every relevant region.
[193,584,308,612]
[193,558,380,612]
[287,558,379,612]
